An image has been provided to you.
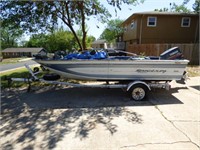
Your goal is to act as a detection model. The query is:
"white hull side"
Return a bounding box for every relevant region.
[35,59,189,81]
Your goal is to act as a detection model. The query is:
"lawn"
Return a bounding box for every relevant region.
[1,68,30,88]
[0,67,46,89]
[186,65,200,77]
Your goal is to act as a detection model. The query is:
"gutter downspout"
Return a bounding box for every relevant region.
[139,15,144,44]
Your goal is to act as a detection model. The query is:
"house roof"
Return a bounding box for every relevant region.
[2,48,44,53]
[122,11,198,26]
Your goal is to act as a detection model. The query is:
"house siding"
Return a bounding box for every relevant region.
[139,15,199,44]
[122,13,199,45]
[123,19,138,42]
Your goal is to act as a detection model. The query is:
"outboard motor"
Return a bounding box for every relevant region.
[160,47,184,60]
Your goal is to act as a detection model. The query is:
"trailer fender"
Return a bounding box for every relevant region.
[127,81,151,92]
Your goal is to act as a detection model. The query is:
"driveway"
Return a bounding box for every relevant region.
[1,77,200,150]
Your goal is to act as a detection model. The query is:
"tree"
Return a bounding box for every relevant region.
[25,27,95,52]
[1,0,141,50]
[86,36,96,49]
[154,0,192,13]
[193,0,200,13]
[26,34,48,49]
[0,24,23,50]
[75,26,96,50]
[171,2,191,13]
[26,28,75,52]
[100,19,124,43]
[47,28,75,52]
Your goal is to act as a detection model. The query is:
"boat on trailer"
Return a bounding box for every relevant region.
[10,47,189,101]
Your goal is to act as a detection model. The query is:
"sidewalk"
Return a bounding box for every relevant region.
[18,58,33,62]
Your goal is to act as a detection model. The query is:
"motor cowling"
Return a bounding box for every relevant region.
[160,47,184,60]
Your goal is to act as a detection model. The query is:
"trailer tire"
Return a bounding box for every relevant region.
[43,73,60,81]
[129,84,148,101]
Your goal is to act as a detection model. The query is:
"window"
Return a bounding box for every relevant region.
[131,21,136,29]
[147,17,157,27]
[124,26,127,32]
[181,17,190,27]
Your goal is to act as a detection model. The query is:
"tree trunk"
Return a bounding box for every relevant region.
[69,25,83,50]
[64,1,83,51]
[80,2,87,50]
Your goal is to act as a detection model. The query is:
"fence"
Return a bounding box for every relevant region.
[127,43,199,65]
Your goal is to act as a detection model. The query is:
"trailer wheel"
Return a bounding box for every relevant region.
[129,84,148,101]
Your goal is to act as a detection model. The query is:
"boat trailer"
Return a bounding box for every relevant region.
[9,64,172,101]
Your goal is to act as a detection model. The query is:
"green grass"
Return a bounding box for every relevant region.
[1,69,30,88]
[0,68,29,76]
[0,67,45,89]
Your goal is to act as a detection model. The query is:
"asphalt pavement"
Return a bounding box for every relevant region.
[0,77,199,150]
[0,60,38,72]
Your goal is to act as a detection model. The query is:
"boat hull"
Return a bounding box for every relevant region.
[35,59,189,81]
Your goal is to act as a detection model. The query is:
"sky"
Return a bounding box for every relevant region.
[86,0,196,39]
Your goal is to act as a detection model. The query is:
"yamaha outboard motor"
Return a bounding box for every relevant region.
[160,47,184,60]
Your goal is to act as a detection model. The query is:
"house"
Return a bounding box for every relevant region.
[120,11,199,49]
[92,39,115,49]
[2,47,44,58]
[91,40,108,49]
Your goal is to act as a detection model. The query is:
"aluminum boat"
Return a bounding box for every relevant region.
[34,47,189,81]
